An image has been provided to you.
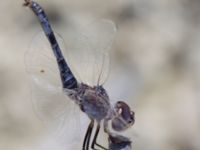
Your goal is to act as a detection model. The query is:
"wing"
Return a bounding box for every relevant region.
[25,31,80,143]
[62,19,117,86]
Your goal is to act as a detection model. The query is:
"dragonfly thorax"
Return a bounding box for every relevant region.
[66,83,111,122]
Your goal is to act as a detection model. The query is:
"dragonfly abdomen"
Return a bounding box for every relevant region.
[25,0,78,89]
[57,58,77,89]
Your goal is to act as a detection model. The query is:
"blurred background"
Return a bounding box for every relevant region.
[1,0,200,150]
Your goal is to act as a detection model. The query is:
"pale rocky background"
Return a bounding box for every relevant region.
[1,0,200,150]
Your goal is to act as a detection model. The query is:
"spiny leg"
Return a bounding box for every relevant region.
[83,120,94,150]
[91,123,108,150]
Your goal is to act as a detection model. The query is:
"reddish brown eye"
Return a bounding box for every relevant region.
[112,101,135,131]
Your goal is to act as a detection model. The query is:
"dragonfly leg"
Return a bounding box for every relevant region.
[83,120,94,150]
[91,123,108,150]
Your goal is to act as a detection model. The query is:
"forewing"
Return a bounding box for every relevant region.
[25,32,80,142]
[63,19,116,86]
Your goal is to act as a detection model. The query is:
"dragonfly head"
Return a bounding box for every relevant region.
[111,101,135,132]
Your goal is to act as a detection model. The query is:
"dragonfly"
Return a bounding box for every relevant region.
[24,0,135,150]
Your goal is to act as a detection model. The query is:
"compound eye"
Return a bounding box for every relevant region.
[116,108,122,115]
[122,110,135,126]
[112,101,135,131]
[116,101,123,107]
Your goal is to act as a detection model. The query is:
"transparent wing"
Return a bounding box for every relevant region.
[63,19,117,86]
[25,32,80,143]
